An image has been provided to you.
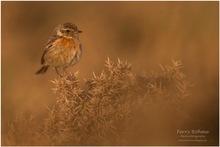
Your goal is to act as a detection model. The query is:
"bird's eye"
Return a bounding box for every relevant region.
[65,29,70,33]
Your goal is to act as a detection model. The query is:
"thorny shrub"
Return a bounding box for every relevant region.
[2,58,193,145]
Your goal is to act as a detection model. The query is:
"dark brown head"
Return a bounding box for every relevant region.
[54,22,82,38]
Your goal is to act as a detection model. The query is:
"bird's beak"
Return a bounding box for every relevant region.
[78,30,83,33]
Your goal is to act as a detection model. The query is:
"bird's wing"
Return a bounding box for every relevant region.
[41,35,61,64]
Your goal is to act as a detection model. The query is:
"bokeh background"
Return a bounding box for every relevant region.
[2,1,219,145]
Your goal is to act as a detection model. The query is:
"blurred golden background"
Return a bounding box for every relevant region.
[2,1,219,145]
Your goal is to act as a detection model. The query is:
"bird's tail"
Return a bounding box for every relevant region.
[36,65,49,74]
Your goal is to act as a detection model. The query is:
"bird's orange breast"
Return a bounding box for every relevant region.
[44,37,81,67]
[54,37,79,50]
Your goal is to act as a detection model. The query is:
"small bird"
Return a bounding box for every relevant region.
[36,22,82,76]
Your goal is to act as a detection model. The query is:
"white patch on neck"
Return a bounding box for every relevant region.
[56,30,63,36]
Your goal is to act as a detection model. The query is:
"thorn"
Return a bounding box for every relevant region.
[75,70,80,76]
[43,104,53,113]
[92,71,96,78]
[159,64,164,71]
